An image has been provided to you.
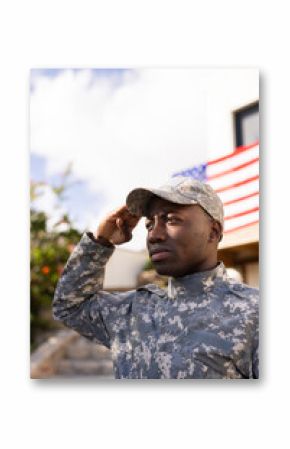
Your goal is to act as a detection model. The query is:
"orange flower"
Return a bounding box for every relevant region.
[41,266,50,275]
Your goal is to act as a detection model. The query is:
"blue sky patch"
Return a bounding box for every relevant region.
[30,68,135,93]
[30,153,105,230]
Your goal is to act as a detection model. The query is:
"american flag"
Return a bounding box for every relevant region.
[173,141,259,233]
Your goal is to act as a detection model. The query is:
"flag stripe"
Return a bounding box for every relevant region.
[207,157,259,181]
[223,191,259,206]
[224,206,259,221]
[207,141,259,166]
[215,175,259,193]
[208,144,259,177]
[217,179,259,204]
[224,194,259,218]
[224,210,259,232]
[224,220,259,234]
[209,161,259,191]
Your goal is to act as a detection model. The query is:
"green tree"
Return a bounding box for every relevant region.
[30,172,81,351]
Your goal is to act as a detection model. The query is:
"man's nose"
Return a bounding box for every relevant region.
[148,219,167,243]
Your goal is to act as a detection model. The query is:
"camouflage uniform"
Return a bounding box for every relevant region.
[53,233,259,379]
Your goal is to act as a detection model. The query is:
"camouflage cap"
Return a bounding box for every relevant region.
[126,176,224,228]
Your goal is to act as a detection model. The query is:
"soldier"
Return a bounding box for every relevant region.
[53,177,259,379]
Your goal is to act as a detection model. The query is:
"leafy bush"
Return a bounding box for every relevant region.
[30,177,81,350]
[143,257,154,271]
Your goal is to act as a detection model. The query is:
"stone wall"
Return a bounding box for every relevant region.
[31,329,114,379]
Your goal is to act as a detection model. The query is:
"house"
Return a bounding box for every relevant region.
[175,70,259,287]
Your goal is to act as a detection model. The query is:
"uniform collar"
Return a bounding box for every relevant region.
[168,261,227,299]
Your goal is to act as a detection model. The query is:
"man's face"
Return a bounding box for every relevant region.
[145,196,218,277]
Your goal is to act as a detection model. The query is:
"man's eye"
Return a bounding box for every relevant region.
[145,222,153,230]
[166,216,179,223]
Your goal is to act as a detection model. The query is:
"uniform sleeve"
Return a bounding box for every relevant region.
[252,318,259,379]
[52,233,135,348]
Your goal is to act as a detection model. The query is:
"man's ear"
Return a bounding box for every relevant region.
[209,220,222,243]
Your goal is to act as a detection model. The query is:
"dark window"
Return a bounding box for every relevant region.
[234,101,259,147]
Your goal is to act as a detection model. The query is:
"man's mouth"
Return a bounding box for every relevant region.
[149,247,172,262]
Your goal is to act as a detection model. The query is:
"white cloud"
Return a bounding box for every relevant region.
[31,183,67,230]
[30,69,214,250]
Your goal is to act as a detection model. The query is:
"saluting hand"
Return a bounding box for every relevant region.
[94,205,141,245]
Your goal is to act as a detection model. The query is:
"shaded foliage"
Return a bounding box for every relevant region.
[143,257,154,271]
[30,174,81,351]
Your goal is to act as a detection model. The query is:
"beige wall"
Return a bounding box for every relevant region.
[103,247,148,290]
[244,262,259,288]
[225,262,259,289]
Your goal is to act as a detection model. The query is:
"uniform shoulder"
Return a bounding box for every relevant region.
[226,279,259,301]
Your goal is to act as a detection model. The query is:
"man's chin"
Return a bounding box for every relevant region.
[153,261,176,277]
[153,259,190,278]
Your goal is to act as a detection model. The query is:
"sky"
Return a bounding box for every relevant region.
[30,68,218,250]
